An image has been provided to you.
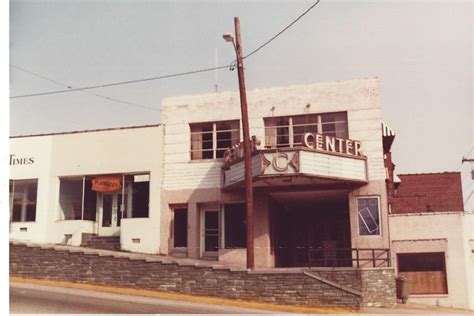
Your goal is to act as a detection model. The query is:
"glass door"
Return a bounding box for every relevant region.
[201,208,220,257]
[98,192,124,236]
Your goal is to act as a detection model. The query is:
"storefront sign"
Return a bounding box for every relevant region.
[9,154,35,166]
[303,133,363,157]
[92,176,122,192]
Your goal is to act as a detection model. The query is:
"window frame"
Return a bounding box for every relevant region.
[263,112,348,149]
[189,120,240,161]
[356,195,382,236]
[9,179,38,223]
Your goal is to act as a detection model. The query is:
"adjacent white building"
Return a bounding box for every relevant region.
[9,125,163,254]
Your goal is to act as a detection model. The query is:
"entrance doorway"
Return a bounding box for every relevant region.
[271,190,352,267]
[200,207,220,258]
[98,192,126,236]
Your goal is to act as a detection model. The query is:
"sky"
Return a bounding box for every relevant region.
[8,0,473,175]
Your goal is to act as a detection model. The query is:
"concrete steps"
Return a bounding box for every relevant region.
[81,236,120,251]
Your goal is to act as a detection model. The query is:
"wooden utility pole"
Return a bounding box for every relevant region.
[234,17,255,270]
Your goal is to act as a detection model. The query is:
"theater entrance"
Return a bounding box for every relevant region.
[270,190,352,268]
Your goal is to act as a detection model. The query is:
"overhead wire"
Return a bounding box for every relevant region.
[10,65,160,112]
[10,65,231,99]
[243,0,320,60]
[10,0,321,99]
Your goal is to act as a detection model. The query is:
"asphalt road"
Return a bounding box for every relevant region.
[10,282,269,314]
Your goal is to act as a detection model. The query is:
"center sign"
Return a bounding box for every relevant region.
[303,132,363,157]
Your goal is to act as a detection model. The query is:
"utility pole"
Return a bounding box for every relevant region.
[228,17,255,270]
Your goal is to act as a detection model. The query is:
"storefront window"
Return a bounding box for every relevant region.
[357,196,380,235]
[190,120,240,160]
[130,175,149,218]
[59,179,83,220]
[59,174,149,221]
[83,179,97,221]
[264,112,348,148]
[10,179,38,222]
[224,204,246,249]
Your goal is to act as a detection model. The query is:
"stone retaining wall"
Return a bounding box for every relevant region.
[9,243,396,309]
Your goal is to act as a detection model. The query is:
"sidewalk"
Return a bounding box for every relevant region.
[360,302,472,314]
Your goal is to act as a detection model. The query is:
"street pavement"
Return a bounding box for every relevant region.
[10,281,473,314]
[10,282,271,314]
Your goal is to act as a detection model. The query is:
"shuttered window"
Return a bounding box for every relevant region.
[398,252,448,294]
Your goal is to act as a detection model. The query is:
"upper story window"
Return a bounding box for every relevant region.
[190,120,240,160]
[264,112,348,149]
[9,179,38,222]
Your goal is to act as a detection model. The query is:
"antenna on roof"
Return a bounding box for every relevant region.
[214,48,218,93]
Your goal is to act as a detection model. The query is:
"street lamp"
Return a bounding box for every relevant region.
[223,17,255,270]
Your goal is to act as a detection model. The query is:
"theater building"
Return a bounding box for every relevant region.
[160,78,393,268]
[9,125,163,254]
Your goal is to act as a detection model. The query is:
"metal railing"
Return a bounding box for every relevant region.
[273,246,391,268]
[307,247,391,268]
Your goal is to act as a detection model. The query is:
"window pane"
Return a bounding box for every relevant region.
[11,182,23,222]
[59,179,83,220]
[83,179,97,221]
[321,112,348,138]
[25,182,37,221]
[204,211,219,251]
[132,181,149,218]
[293,114,318,146]
[11,180,38,222]
[174,208,188,247]
[224,204,246,249]
[357,197,380,235]
[190,123,213,160]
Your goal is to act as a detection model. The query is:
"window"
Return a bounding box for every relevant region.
[128,174,149,218]
[190,120,240,160]
[357,196,381,235]
[173,207,188,248]
[224,204,246,249]
[10,179,38,222]
[398,252,448,294]
[59,173,149,221]
[264,112,348,148]
[59,177,97,221]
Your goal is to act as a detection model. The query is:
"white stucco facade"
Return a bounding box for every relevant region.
[9,125,163,254]
[160,78,391,266]
[389,212,474,310]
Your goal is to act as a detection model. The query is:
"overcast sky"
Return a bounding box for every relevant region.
[9,0,473,174]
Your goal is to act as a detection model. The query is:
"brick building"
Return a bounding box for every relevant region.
[388,172,474,309]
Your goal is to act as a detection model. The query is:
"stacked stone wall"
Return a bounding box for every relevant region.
[10,243,396,308]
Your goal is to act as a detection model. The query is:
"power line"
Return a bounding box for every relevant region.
[10,0,320,99]
[244,0,320,60]
[11,65,159,112]
[10,64,230,99]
